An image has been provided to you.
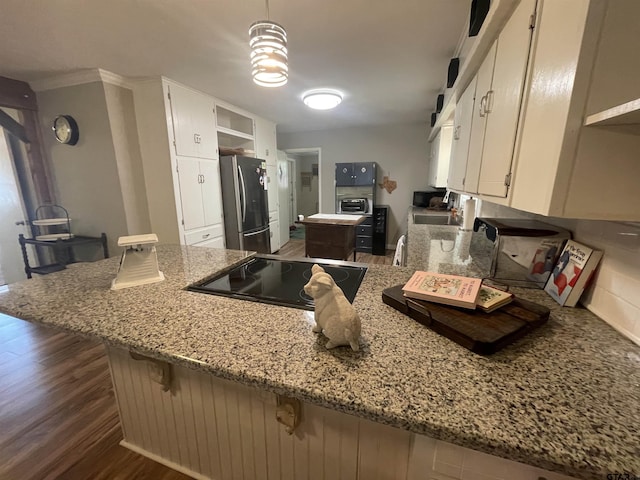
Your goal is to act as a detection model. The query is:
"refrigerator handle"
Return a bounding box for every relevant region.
[244,226,269,237]
[237,165,247,223]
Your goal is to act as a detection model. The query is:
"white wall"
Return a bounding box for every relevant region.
[479,201,640,346]
[278,124,430,247]
[103,83,151,235]
[37,81,150,258]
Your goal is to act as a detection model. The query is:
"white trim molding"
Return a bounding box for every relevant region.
[30,68,133,92]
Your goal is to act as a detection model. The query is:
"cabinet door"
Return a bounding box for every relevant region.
[427,132,440,188]
[176,156,205,231]
[433,125,453,188]
[335,163,353,185]
[266,164,278,215]
[199,159,223,227]
[465,41,497,194]
[254,117,277,166]
[448,76,478,191]
[477,0,536,197]
[169,84,217,159]
[354,162,375,186]
[269,219,280,253]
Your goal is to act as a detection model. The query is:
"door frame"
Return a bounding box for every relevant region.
[283,147,322,216]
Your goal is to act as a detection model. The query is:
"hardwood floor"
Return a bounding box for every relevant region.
[0,239,394,479]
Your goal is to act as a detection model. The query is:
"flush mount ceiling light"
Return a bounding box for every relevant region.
[302,89,343,110]
[249,0,288,88]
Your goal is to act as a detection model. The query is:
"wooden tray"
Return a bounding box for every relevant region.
[382,285,550,355]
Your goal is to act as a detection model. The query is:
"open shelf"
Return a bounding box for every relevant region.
[584,98,640,132]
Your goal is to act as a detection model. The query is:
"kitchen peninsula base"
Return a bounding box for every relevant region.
[107,346,576,480]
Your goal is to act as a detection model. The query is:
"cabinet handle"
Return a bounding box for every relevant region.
[194,133,202,144]
[201,174,205,183]
[202,233,210,239]
[453,125,461,140]
[484,90,494,114]
[479,95,487,117]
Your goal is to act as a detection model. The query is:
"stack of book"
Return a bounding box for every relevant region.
[401,271,514,313]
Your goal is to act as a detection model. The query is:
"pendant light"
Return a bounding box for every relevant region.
[249,0,288,87]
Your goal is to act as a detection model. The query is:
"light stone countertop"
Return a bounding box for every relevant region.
[0,241,638,480]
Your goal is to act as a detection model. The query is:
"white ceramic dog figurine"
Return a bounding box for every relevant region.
[303,264,361,351]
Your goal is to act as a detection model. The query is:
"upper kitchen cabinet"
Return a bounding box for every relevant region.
[507,0,640,220]
[465,0,536,197]
[168,83,218,159]
[448,76,477,192]
[335,162,376,186]
[427,123,453,188]
[215,103,255,154]
[254,116,277,165]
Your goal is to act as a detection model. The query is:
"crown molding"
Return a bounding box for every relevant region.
[29,68,134,92]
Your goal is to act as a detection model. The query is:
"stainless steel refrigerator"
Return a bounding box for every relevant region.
[219,155,271,253]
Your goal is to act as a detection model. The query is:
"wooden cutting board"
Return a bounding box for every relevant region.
[382,285,550,355]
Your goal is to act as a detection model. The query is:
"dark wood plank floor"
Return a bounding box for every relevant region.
[0,238,394,479]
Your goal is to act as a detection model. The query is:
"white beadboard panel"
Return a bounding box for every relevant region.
[107,346,415,480]
[108,346,582,480]
[407,435,437,480]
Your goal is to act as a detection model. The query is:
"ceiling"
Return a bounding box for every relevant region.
[0,0,470,133]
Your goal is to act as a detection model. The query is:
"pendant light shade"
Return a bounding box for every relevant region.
[249,2,288,88]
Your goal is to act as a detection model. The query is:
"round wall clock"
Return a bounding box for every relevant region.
[52,115,79,145]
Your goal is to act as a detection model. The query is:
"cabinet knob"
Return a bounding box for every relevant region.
[193,133,202,144]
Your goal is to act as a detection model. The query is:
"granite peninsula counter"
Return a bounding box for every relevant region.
[0,244,638,479]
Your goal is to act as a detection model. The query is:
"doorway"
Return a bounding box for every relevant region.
[0,109,32,285]
[284,148,321,225]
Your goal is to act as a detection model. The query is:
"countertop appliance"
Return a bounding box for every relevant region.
[338,198,370,214]
[413,188,447,208]
[220,155,270,253]
[470,218,571,288]
[188,255,368,310]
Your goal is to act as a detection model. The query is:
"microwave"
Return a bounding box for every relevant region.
[412,189,446,208]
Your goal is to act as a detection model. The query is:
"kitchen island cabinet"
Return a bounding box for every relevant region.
[0,245,638,479]
[301,213,366,261]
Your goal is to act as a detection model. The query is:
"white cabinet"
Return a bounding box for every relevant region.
[427,124,453,188]
[463,0,535,197]
[266,164,278,216]
[254,116,277,166]
[168,83,218,159]
[132,78,226,246]
[448,76,477,192]
[269,219,280,253]
[176,156,223,232]
[509,0,640,220]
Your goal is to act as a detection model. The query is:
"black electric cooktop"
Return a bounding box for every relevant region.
[188,255,368,310]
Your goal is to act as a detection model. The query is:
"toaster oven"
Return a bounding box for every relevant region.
[339,198,370,214]
[469,218,571,288]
